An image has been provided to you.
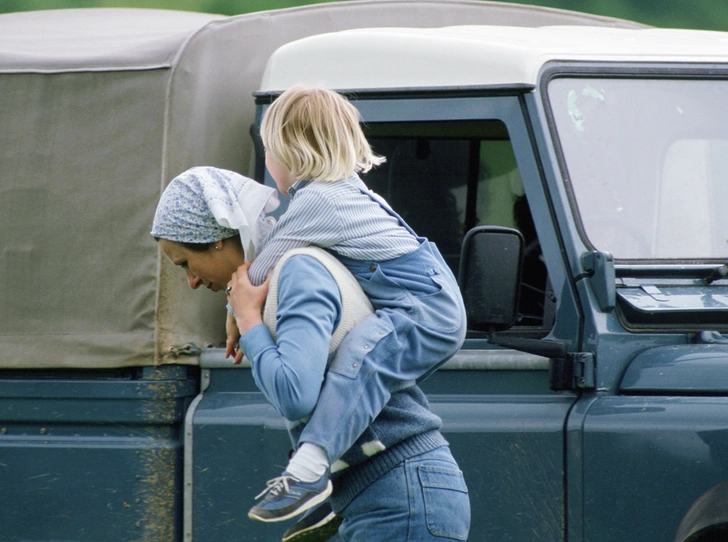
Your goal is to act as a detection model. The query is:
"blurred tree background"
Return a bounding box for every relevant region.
[0,0,726,31]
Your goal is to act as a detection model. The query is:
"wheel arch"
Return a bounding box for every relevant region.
[674,481,728,542]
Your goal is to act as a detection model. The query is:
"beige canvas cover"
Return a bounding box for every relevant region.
[0,1,642,369]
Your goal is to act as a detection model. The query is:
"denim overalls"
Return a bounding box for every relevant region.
[297,187,467,467]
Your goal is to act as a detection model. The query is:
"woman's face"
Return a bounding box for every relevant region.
[265,152,297,194]
[159,238,245,292]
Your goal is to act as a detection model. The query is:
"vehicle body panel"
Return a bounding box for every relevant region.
[191,349,572,541]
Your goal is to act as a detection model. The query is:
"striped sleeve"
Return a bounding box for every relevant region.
[247,190,344,285]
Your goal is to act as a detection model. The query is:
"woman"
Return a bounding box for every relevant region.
[151,166,471,541]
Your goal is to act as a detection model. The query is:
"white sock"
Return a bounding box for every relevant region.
[285,443,329,482]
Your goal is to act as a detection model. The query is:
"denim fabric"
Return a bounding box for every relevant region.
[331,446,470,541]
[298,240,467,465]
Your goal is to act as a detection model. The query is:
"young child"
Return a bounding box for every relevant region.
[234,85,467,523]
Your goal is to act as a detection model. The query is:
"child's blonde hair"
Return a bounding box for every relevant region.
[260,85,385,182]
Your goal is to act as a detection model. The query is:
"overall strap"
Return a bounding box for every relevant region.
[355,184,421,239]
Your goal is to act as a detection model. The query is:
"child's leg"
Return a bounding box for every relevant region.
[297,240,466,465]
[297,295,464,467]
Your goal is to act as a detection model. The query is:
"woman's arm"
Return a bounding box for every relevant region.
[234,256,341,421]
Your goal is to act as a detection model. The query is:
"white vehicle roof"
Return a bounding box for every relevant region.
[261,25,728,91]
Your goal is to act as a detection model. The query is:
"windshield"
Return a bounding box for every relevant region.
[548,76,728,260]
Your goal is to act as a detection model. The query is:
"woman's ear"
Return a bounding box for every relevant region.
[218,236,246,265]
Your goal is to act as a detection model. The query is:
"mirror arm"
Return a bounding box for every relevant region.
[487,331,568,360]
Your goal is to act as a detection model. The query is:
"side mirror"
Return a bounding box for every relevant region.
[458,226,524,330]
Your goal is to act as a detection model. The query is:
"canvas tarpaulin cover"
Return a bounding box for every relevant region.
[0,9,229,368]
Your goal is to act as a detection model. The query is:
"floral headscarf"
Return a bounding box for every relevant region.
[151,167,279,263]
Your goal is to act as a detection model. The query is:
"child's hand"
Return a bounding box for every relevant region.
[225,311,244,365]
[228,263,271,337]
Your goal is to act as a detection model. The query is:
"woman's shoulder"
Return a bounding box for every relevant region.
[277,251,335,282]
[275,252,341,306]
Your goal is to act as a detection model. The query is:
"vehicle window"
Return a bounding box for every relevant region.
[548,77,728,260]
[362,120,550,329]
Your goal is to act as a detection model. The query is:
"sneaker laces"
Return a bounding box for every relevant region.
[255,474,299,500]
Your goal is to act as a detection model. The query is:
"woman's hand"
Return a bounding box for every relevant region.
[225,311,244,364]
[228,263,271,337]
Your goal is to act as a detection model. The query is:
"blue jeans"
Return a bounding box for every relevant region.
[331,446,470,541]
[298,241,467,465]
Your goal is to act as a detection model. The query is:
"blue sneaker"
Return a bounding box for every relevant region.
[282,501,342,542]
[248,472,333,523]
